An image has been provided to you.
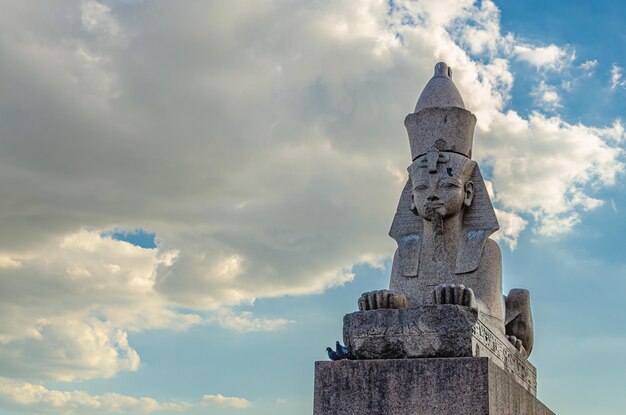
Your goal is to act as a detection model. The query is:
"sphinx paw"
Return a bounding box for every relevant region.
[507,335,523,351]
[433,284,475,307]
[358,290,408,311]
[506,335,528,356]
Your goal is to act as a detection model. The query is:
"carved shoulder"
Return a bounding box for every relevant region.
[484,238,501,256]
[479,238,502,276]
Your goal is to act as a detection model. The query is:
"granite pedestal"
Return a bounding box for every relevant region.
[314,357,554,415]
[343,306,536,395]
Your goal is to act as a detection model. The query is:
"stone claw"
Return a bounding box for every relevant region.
[432,284,475,307]
[506,335,527,357]
[358,290,408,311]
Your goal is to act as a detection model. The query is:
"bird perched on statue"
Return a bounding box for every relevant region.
[336,341,350,358]
[326,346,339,360]
[326,341,352,360]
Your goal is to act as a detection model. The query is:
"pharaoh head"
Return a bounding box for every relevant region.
[409,150,476,222]
[389,62,499,275]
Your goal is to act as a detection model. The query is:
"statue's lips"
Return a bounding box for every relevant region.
[425,202,444,209]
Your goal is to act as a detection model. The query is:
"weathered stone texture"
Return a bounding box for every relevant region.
[344,306,478,359]
[414,62,465,113]
[344,306,536,395]
[314,357,554,415]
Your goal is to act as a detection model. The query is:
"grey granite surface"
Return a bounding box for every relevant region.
[343,306,536,395]
[314,357,554,415]
[414,62,465,113]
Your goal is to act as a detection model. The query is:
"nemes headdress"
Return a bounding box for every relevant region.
[389,62,499,276]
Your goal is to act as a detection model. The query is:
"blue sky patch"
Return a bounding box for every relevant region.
[107,229,157,249]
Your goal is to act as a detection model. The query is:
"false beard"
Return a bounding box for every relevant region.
[424,206,445,236]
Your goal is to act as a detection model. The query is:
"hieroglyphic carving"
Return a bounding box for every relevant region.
[472,319,537,395]
[343,307,537,395]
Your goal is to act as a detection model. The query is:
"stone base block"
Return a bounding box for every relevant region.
[343,306,536,395]
[314,357,554,415]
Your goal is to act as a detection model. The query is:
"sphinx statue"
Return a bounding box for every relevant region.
[357,62,534,357]
[316,64,555,413]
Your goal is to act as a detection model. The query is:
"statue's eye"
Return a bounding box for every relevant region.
[414,184,428,192]
[440,182,459,189]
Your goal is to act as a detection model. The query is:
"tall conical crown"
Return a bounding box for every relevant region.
[414,62,465,112]
[404,62,476,160]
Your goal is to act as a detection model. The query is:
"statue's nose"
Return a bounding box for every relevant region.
[427,194,439,201]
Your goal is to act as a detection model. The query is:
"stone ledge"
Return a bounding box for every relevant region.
[314,357,555,415]
[343,305,536,395]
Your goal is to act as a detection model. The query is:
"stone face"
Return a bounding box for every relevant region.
[343,306,537,395]
[314,358,554,415]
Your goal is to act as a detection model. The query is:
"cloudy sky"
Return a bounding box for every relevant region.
[0,0,624,414]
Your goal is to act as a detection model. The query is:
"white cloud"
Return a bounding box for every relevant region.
[0,255,21,269]
[0,318,140,382]
[477,112,623,236]
[561,80,572,91]
[531,80,561,111]
[611,64,626,90]
[454,0,501,55]
[216,311,295,332]
[579,59,598,71]
[0,377,252,414]
[0,230,189,381]
[513,43,574,71]
[534,212,581,236]
[0,229,297,381]
[492,209,527,250]
[202,394,252,409]
[0,0,623,390]
[81,0,121,38]
[578,59,598,78]
[0,377,191,414]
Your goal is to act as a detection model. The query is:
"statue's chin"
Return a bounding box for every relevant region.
[421,207,447,221]
[418,206,463,222]
[421,208,463,222]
